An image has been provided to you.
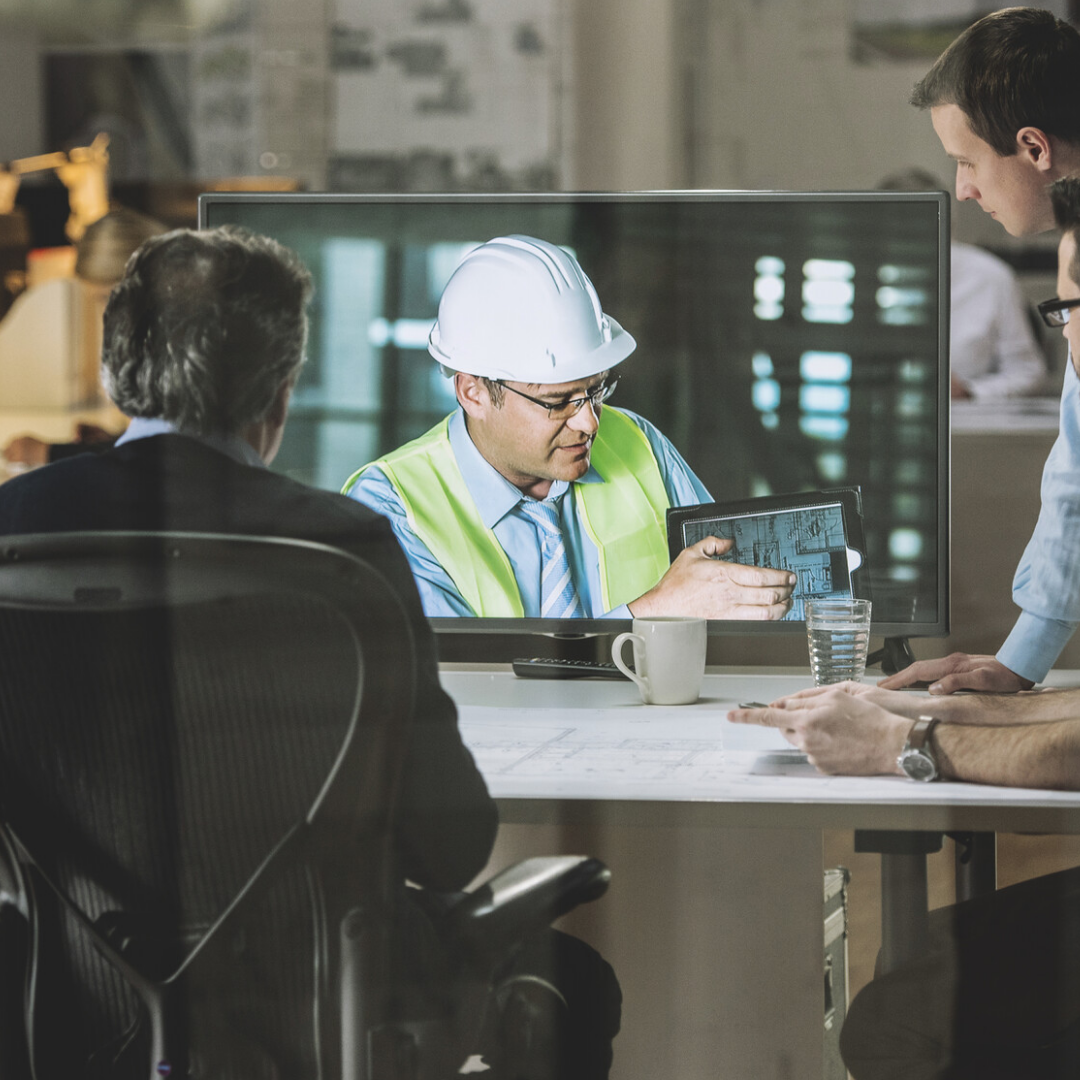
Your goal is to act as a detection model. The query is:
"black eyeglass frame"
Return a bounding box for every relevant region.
[1037,296,1080,328]
[494,377,619,419]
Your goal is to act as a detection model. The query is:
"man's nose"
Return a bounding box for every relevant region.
[568,400,601,434]
[956,172,978,202]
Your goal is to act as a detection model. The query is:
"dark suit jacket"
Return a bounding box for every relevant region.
[0,433,497,893]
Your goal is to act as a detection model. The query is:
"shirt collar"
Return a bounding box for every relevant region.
[446,408,604,529]
[116,417,266,470]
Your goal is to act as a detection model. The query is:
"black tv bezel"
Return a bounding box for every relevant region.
[197,189,951,641]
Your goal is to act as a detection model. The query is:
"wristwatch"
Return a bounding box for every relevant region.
[897,716,941,782]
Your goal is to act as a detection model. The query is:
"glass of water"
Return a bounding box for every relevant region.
[804,598,873,685]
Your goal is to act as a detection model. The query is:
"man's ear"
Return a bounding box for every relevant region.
[1016,126,1054,173]
[268,377,293,428]
[455,373,490,419]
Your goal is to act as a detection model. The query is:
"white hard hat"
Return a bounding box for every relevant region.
[428,235,636,383]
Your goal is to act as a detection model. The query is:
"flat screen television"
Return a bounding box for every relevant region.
[198,191,949,663]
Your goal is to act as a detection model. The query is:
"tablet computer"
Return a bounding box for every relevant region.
[665,489,869,622]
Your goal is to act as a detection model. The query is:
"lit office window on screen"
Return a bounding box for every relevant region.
[754,256,785,320]
[888,527,923,582]
[802,259,854,324]
[751,350,780,430]
[876,264,931,325]
[798,351,851,442]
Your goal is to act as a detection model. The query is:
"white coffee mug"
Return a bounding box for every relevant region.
[611,617,707,705]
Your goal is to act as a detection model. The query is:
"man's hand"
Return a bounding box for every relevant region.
[629,536,795,620]
[877,653,1034,695]
[766,679,960,720]
[728,688,913,776]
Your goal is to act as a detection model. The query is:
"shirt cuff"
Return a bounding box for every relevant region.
[997,610,1079,684]
[603,604,633,619]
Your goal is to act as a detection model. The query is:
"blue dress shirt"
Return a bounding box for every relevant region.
[998,358,1080,683]
[116,417,266,469]
[346,408,711,618]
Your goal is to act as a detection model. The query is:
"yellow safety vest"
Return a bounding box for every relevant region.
[343,407,671,616]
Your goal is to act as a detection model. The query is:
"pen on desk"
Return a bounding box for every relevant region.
[738,701,769,709]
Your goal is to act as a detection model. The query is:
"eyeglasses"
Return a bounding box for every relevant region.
[496,378,618,420]
[1037,296,1080,328]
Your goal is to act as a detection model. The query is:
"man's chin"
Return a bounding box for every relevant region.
[553,455,591,482]
[999,207,1057,238]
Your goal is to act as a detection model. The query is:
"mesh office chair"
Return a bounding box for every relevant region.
[0,532,610,1080]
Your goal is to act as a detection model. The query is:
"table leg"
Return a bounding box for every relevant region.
[952,831,996,902]
[879,851,930,973]
[855,830,943,974]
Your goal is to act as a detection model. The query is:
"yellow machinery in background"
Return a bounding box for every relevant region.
[0,135,111,408]
[0,132,110,244]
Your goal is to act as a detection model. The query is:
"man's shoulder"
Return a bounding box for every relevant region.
[250,461,389,530]
[0,444,123,531]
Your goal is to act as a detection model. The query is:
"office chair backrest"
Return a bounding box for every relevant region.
[0,532,417,1079]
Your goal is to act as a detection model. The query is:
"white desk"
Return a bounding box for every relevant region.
[442,666,1080,1080]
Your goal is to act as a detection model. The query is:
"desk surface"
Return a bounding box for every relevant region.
[443,666,1080,833]
[950,396,1061,434]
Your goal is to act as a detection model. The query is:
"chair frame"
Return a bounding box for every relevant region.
[0,530,613,1080]
[0,531,417,1080]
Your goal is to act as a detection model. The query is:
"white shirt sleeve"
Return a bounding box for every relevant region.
[949,242,1049,401]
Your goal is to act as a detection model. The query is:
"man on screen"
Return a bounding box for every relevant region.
[344,234,796,620]
[883,6,1080,694]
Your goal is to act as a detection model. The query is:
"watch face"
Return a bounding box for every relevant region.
[901,750,937,782]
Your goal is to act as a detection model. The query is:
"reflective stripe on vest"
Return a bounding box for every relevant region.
[343,407,671,616]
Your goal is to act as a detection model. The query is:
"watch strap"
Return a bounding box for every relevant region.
[907,716,940,751]
[897,715,942,781]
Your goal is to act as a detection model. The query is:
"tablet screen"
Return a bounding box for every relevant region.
[673,499,864,621]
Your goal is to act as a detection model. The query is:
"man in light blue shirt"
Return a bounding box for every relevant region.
[345,235,796,621]
[737,178,1080,1080]
[884,8,1080,694]
[352,406,710,618]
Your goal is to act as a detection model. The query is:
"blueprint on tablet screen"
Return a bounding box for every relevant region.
[680,502,852,620]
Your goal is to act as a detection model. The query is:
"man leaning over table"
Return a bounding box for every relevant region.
[343,234,796,621]
[729,674,1080,1080]
[882,7,1080,696]
[730,180,1080,1074]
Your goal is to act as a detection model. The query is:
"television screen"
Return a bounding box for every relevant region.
[199,191,949,646]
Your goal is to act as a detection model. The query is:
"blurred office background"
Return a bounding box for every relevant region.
[2,0,1080,1019]
[0,0,1072,232]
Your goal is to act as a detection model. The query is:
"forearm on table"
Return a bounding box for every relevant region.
[933,719,1080,790]
[937,687,1080,726]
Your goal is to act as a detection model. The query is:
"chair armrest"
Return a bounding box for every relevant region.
[446,856,610,962]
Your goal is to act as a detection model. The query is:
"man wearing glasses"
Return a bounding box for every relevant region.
[344,234,796,620]
[728,179,1080,1080]
[1041,184,1080,366]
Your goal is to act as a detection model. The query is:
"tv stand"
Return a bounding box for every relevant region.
[867,636,917,676]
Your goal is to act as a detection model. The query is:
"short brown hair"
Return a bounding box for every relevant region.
[911,7,1080,157]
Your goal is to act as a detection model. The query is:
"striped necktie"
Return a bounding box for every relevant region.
[518,498,584,619]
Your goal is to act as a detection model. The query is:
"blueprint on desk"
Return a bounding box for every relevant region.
[460,705,832,801]
[457,705,1080,807]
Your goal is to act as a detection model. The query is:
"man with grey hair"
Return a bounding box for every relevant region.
[0,225,619,1080]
